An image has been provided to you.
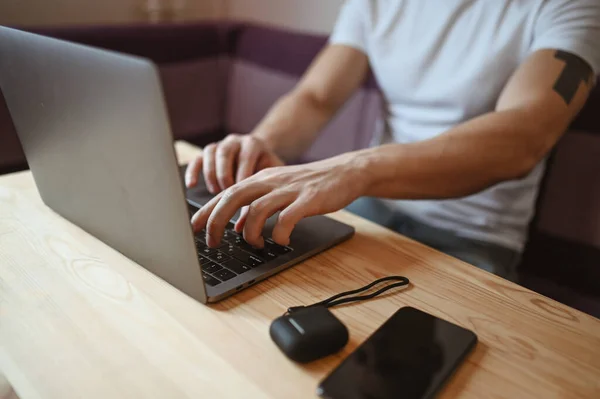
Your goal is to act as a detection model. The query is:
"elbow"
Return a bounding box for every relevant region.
[496,104,568,181]
[507,140,553,181]
[290,88,338,119]
[510,155,540,180]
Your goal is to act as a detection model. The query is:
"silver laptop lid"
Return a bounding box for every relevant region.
[0,27,207,303]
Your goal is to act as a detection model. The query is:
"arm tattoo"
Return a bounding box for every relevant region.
[553,50,594,105]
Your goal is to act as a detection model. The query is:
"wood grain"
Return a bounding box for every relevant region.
[0,141,598,399]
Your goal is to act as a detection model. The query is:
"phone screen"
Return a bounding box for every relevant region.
[317,307,477,399]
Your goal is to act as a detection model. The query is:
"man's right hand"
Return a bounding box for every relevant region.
[185,134,285,194]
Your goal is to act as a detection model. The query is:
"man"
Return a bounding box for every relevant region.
[186,0,599,280]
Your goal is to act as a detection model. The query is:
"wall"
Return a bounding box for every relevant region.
[0,0,343,33]
[226,0,343,34]
[0,0,225,26]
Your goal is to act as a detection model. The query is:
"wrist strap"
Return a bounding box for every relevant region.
[286,276,410,314]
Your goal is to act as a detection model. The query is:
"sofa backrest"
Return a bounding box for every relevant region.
[0,23,230,174]
[519,129,600,301]
[517,88,600,314]
[538,79,600,248]
[224,24,382,163]
[32,23,230,146]
[0,22,381,173]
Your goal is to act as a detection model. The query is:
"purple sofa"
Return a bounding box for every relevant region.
[1,22,598,317]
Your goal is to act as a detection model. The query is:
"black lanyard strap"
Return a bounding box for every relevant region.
[287,276,410,314]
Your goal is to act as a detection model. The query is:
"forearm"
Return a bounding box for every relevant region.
[251,90,335,162]
[249,45,369,162]
[354,107,566,199]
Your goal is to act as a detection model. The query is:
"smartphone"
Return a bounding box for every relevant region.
[317,307,477,399]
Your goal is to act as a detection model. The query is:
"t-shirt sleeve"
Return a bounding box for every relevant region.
[530,0,600,76]
[328,0,371,54]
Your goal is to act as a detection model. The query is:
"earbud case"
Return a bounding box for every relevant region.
[269,306,349,363]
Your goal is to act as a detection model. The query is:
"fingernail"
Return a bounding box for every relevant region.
[206,234,219,248]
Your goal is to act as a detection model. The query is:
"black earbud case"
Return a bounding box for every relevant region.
[269,306,349,363]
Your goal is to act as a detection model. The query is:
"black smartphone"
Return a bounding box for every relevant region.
[317,307,477,399]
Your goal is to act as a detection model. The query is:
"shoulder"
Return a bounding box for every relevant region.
[531,0,600,75]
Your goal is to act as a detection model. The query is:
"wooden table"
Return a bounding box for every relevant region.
[1,141,599,399]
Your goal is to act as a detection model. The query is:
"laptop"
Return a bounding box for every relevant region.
[0,27,355,303]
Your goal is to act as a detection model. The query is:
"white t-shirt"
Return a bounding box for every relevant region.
[330,0,600,251]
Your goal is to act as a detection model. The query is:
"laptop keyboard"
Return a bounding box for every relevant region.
[195,222,293,287]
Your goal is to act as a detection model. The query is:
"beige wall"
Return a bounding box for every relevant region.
[226,0,343,34]
[0,0,342,33]
[0,0,225,26]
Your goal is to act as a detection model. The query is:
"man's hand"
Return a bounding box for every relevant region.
[185,44,370,246]
[185,134,284,194]
[191,153,370,248]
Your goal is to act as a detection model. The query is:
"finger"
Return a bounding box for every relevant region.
[197,183,271,247]
[191,182,252,234]
[191,192,223,233]
[242,192,295,247]
[234,206,249,233]
[235,138,260,183]
[185,154,203,188]
[206,184,270,247]
[202,144,218,194]
[216,138,241,191]
[271,197,314,246]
